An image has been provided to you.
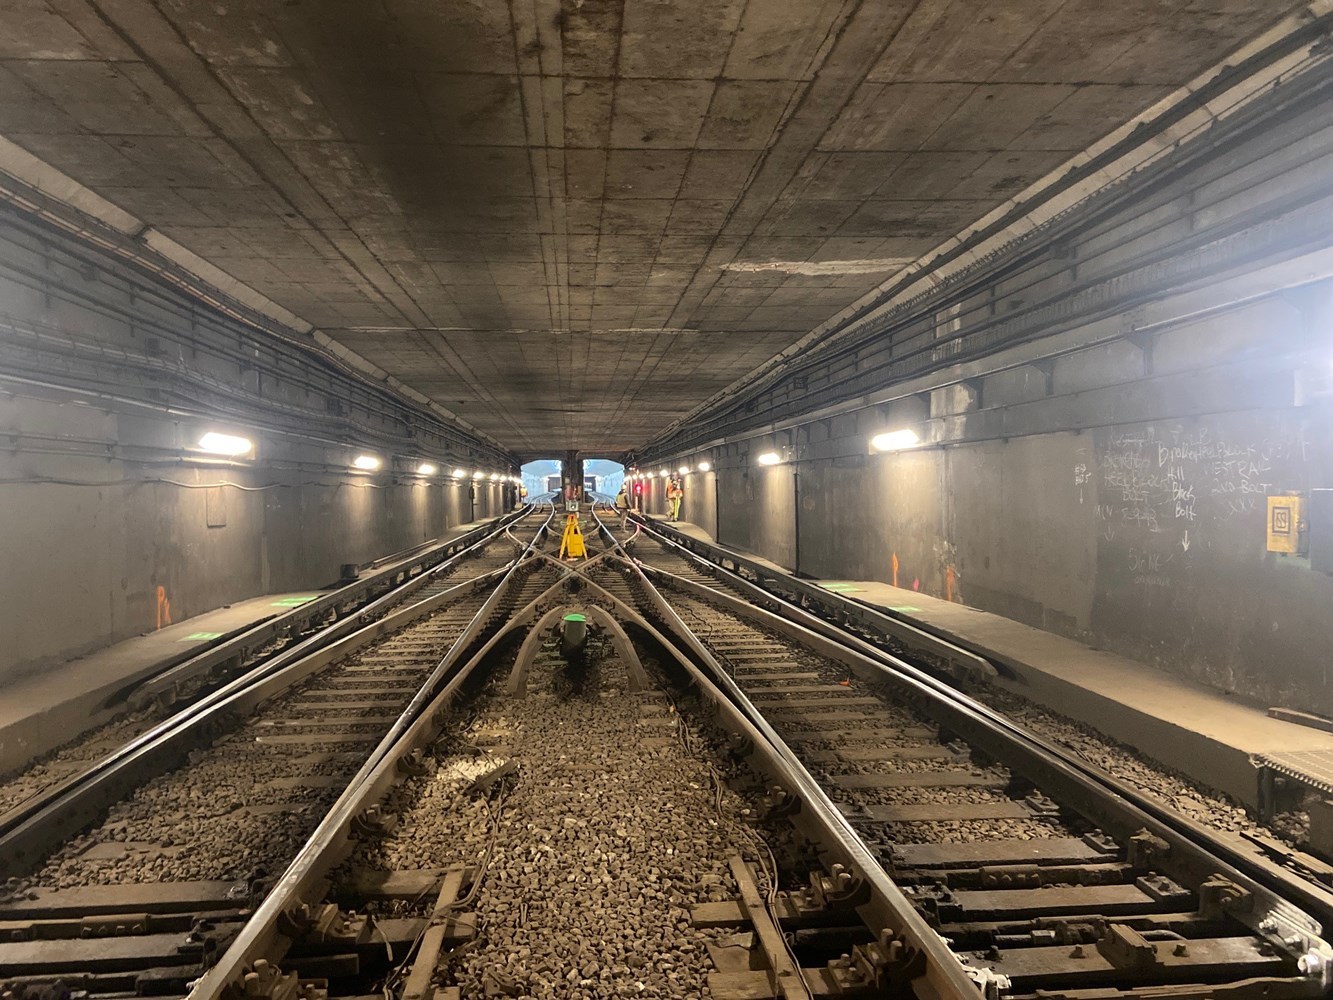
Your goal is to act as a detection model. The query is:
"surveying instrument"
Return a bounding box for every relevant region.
[558,511,586,559]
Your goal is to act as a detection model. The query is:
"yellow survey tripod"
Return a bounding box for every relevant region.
[558,513,587,559]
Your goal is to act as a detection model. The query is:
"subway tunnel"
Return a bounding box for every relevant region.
[2,2,1333,998]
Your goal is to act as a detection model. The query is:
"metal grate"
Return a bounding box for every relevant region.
[1256,750,1333,797]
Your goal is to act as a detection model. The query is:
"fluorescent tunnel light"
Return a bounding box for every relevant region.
[870,429,920,452]
[198,431,253,457]
[756,452,781,466]
[353,454,382,471]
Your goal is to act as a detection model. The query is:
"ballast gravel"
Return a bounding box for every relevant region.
[974,686,1306,844]
[344,643,795,1000]
[8,599,489,894]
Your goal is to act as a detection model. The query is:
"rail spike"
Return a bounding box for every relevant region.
[725,732,754,758]
[396,748,431,776]
[742,785,801,823]
[276,901,357,945]
[791,864,869,915]
[827,929,929,995]
[350,804,399,840]
[222,959,325,1000]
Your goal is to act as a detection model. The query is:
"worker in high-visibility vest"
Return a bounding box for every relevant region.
[614,485,630,529]
[666,479,683,522]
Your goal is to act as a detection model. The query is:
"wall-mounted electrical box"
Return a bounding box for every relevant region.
[1266,494,1305,554]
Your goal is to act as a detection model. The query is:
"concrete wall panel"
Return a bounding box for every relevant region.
[707,399,1333,713]
[678,470,717,536]
[718,464,796,570]
[948,434,1096,634]
[1088,409,1333,706]
[0,397,506,686]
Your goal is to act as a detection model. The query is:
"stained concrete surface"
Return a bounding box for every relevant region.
[0,396,507,684]
[0,0,1296,452]
[1,0,1329,734]
[680,405,1333,718]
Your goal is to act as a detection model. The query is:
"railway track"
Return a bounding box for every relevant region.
[324,588,805,1000]
[6,504,1332,1000]
[155,514,989,1000]
[607,514,1333,999]
[0,507,556,993]
[0,512,531,829]
[171,518,887,1000]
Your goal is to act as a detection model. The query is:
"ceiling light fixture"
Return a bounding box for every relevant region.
[678,466,689,475]
[756,452,781,466]
[416,462,437,475]
[353,454,381,471]
[451,467,467,478]
[698,461,711,472]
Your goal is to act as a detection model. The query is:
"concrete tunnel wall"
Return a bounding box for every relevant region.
[0,394,506,687]
[0,192,514,688]
[650,80,1333,716]
[670,291,1333,716]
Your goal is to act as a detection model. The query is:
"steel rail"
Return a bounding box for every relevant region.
[189,507,558,998]
[130,508,530,711]
[0,508,543,879]
[631,516,995,680]
[627,545,1333,988]
[193,515,979,1000]
[622,516,990,689]
[0,508,527,836]
[93,507,523,722]
[579,517,987,999]
[627,517,1333,939]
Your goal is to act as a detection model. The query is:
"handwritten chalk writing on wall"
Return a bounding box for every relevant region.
[1094,420,1308,587]
[1074,463,1091,504]
[1101,426,1289,523]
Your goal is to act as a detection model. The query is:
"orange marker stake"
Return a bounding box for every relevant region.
[155,585,172,629]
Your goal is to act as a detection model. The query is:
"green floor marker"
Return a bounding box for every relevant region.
[819,582,864,592]
[889,605,921,613]
[271,595,319,607]
[182,631,223,641]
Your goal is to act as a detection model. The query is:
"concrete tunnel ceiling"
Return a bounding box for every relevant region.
[0,0,1298,454]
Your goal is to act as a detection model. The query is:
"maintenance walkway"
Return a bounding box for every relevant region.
[0,518,498,775]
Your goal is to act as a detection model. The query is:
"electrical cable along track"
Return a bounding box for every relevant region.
[610,514,1333,1000]
[0,507,555,997]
